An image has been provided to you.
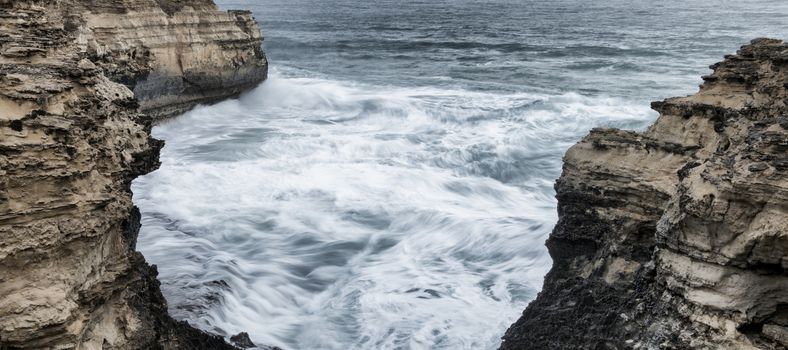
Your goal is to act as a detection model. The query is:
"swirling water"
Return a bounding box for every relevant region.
[131,1,787,349]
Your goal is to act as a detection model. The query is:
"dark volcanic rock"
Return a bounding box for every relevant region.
[500,38,788,349]
[231,332,257,349]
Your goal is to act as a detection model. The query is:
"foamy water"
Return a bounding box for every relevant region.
[132,0,788,348]
[133,72,653,349]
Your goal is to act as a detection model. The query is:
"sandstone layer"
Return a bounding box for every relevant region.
[500,38,788,349]
[79,0,269,119]
[0,0,267,348]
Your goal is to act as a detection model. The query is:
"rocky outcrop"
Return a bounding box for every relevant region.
[78,0,268,119]
[500,38,788,349]
[0,0,266,348]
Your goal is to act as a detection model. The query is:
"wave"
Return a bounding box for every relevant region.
[133,69,656,349]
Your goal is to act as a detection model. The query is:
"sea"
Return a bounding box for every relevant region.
[131,1,788,348]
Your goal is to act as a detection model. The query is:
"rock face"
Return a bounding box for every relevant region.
[79,0,268,119]
[500,38,788,349]
[0,0,266,348]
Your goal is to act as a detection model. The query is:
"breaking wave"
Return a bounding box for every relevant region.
[133,71,655,349]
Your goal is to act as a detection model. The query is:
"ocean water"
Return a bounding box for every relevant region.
[131,1,788,349]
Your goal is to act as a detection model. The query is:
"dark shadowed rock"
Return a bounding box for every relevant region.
[231,332,257,349]
[501,38,788,349]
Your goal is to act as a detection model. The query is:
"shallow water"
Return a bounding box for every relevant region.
[132,1,787,349]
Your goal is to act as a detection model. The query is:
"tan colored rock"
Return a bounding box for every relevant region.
[0,0,267,348]
[76,0,268,118]
[501,38,788,349]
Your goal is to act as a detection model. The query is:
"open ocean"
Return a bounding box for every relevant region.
[131,1,788,348]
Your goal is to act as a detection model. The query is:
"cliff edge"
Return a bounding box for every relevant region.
[500,38,787,349]
[0,0,267,348]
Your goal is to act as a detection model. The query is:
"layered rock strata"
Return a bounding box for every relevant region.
[0,0,267,348]
[79,0,268,119]
[500,38,788,349]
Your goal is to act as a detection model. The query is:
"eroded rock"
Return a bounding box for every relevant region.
[501,38,788,349]
[0,0,266,348]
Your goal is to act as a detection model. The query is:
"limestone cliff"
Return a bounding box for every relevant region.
[500,38,788,349]
[78,0,268,119]
[0,0,267,348]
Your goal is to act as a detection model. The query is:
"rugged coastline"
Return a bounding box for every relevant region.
[0,0,266,348]
[501,38,788,349]
[1,0,786,348]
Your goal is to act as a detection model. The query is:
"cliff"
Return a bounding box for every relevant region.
[79,0,268,119]
[500,38,788,349]
[0,0,267,348]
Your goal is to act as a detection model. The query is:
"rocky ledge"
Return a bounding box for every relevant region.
[500,38,788,349]
[0,0,267,348]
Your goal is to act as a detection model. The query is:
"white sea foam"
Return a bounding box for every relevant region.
[133,70,655,349]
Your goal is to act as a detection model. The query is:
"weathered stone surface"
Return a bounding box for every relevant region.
[78,0,268,119]
[0,0,266,348]
[0,0,267,119]
[500,38,788,349]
